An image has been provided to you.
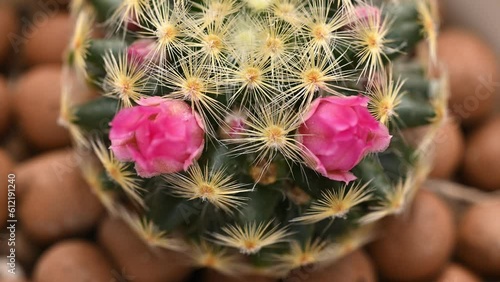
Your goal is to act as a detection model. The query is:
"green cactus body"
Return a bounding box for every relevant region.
[61,0,446,277]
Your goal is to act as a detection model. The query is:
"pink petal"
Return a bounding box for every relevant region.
[315,103,358,131]
[146,139,188,162]
[156,115,188,141]
[302,150,328,177]
[135,164,157,178]
[325,170,357,183]
[151,158,184,175]
[317,139,366,171]
[127,39,156,65]
[322,95,369,107]
[110,144,134,161]
[302,98,322,122]
[368,124,392,152]
[132,152,155,178]
[354,5,381,23]
[184,142,205,171]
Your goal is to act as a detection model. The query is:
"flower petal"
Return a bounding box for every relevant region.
[369,124,392,152]
[325,170,357,183]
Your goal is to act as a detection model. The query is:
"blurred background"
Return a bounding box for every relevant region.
[0,0,499,281]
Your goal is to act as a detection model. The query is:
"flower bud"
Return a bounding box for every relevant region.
[297,96,391,182]
[353,5,381,23]
[219,108,248,140]
[127,39,158,65]
[109,97,205,177]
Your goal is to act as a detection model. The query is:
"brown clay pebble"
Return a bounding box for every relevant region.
[0,4,17,63]
[30,0,70,7]
[404,119,466,179]
[18,149,104,245]
[0,149,14,228]
[205,271,277,282]
[1,131,32,162]
[0,228,41,273]
[0,278,28,282]
[463,116,500,191]
[0,258,28,281]
[98,216,192,282]
[14,65,70,150]
[367,189,455,282]
[429,118,465,179]
[283,250,376,282]
[33,240,115,282]
[419,28,498,125]
[457,198,500,277]
[0,273,29,282]
[435,263,481,282]
[0,77,11,135]
[24,13,72,65]
[14,229,43,272]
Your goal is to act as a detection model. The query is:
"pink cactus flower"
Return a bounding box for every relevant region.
[219,109,248,139]
[348,5,382,27]
[127,39,158,65]
[109,97,205,177]
[297,96,391,183]
[355,5,381,21]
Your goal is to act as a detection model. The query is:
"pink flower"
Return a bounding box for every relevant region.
[127,39,158,65]
[348,5,381,28]
[219,109,248,139]
[354,5,381,22]
[109,97,205,177]
[297,96,391,183]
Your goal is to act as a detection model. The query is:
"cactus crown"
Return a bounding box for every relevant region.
[62,0,445,277]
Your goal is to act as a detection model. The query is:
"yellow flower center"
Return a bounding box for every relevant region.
[312,24,329,41]
[264,125,286,147]
[198,183,216,199]
[265,37,284,56]
[243,67,262,87]
[158,24,178,44]
[204,33,224,54]
[304,68,323,84]
[119,79,132,95]
[366,32,381,50]
[183,78,205,100]
[243,240,259,253]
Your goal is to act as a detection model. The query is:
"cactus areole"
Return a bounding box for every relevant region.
[63,0,445,277]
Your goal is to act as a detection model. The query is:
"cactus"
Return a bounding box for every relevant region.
[61,0,446,277]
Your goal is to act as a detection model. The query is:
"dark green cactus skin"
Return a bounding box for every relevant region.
[65,0,443,276]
